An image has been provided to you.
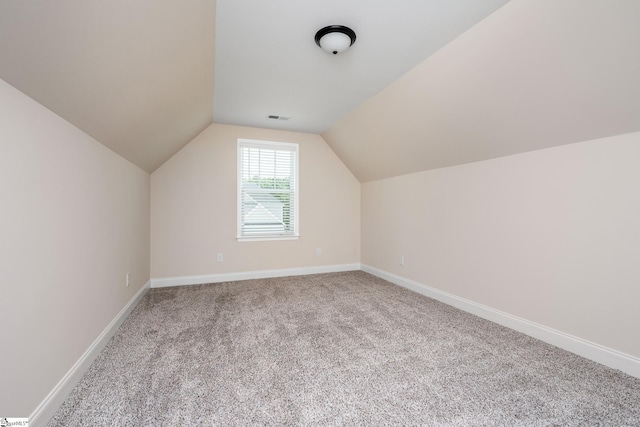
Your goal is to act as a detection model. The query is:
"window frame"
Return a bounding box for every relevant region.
[237,138,299,242]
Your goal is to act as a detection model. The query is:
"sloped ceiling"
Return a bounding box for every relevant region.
[323,0,640,182]
[1,1,638,180]
[213,0,509,134]
[0,0,216,172]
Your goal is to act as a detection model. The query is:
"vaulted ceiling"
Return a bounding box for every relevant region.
[213,0,508,134]
[1,0,639,180]
[323,0,640,181]
[0,0,216,172]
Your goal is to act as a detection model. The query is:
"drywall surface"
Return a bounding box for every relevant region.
[361,132,640,358]
[0,0,216,172]
[151,123,360,278]
[0,79,150,416]
[323,0,640,182]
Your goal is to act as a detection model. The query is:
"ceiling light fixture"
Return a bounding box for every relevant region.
[314,25,356,55]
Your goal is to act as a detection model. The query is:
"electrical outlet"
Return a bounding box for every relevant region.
[217,253,224,262]
[399,255,405,266]
[126,272,130,287]
[315,248,322,256]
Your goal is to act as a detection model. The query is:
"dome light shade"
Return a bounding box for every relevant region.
[315,25,356,55]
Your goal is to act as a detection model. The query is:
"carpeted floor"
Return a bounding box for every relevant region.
[48,271,640,426]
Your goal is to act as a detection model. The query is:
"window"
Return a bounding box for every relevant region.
[237,139,299,241]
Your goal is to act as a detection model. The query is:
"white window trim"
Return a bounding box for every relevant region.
[237,139,299,242]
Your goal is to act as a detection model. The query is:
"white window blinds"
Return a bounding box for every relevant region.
[237,139,299,240]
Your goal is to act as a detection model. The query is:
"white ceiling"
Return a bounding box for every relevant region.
[213,0,509,134]
[1,1,638,181]
[0,0,216,172]
[323,0,640,182]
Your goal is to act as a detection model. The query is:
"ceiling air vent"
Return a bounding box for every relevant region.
[267,115,290,121]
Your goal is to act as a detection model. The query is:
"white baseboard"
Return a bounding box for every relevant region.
[151,263,362,288]
[361,264,640,379]
[29,280,151,427]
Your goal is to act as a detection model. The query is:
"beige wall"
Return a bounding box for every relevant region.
[151,123,360,278]
[0,79,150,416]
[362,132,640,358]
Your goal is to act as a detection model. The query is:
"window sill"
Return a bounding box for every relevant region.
[237,235,300,242]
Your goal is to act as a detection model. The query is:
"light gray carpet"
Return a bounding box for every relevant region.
[48,271,640,426]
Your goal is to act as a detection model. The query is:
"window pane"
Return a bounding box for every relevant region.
[238,140,298,240]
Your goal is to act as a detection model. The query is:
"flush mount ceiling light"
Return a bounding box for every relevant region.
[314,25,356,55]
